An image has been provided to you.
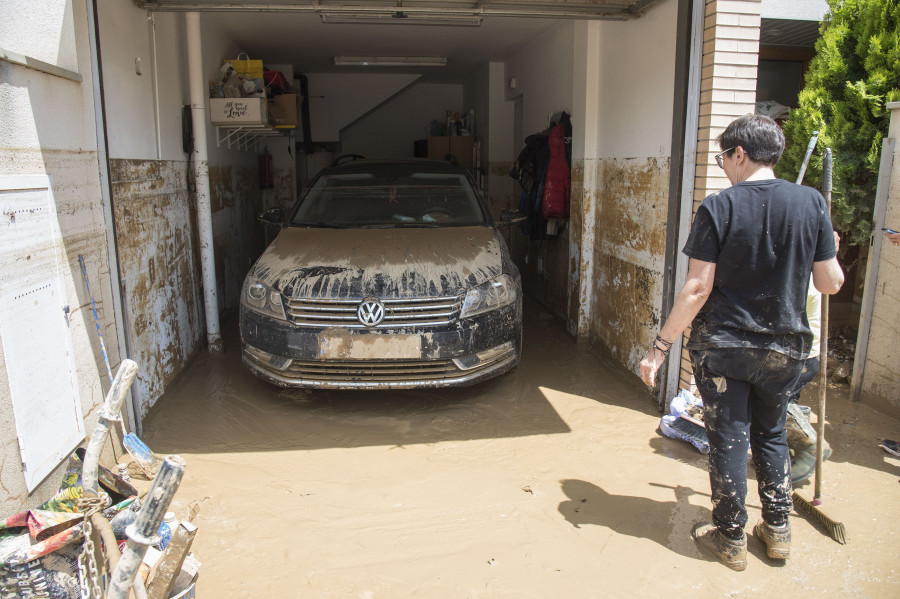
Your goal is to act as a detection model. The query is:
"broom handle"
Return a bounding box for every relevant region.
[815,148,833,501]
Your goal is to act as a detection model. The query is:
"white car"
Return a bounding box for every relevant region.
[239,158,524,389]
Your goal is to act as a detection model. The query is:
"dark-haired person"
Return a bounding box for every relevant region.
[640,114,844,570]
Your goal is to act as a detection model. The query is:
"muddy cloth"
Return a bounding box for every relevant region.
[691,348,802,537]
[683,179,836,360]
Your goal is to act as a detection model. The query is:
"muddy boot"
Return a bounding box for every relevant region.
[786,403,831,484]
[691,522,747,571]
[754,520,791,559]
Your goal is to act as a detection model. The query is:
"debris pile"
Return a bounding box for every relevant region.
[0,361,200,598]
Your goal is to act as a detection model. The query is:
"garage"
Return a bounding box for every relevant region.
[95,0,692,422]
[5,0,900,594]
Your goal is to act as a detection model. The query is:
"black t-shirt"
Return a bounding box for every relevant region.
[683,178,837,359]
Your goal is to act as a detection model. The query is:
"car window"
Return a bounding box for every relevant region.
[291,166,486,228]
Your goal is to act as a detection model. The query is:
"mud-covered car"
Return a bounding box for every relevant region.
[239,158,524,389]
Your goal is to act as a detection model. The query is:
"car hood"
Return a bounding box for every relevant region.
[251,226,506,299]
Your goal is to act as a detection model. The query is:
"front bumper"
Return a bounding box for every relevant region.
[239,300,521,389]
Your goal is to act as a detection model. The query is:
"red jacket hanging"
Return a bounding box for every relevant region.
[541,121,570,219]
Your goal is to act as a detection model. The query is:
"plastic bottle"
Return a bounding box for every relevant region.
[116,463,131,484]
[156,512,177,551]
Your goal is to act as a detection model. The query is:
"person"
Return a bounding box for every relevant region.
[639,114,844,571]
[884,230,900,246]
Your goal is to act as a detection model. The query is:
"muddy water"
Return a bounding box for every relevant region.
[140,301,899,597]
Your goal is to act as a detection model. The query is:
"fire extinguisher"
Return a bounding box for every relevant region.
[259,147,274,189]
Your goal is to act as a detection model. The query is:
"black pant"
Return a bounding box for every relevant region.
[690,347,805,539]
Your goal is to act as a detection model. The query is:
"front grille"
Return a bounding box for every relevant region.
[244,348,517,389]
[285,295,464,328]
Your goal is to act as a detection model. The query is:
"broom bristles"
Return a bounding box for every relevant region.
[793,488,847,544]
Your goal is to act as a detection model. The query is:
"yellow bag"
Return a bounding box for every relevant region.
[228,52,263,80]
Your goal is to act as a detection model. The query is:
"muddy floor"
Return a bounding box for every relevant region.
[138,300,899,598]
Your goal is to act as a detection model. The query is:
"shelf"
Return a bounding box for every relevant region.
[215,124,287,151]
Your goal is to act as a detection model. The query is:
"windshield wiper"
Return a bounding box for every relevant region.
[359,223,444,229]
[291,221,349,228]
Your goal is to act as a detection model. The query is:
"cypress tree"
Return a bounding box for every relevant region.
[776,0,900,245]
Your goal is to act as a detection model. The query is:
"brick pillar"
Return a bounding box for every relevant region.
[678,0,762,392]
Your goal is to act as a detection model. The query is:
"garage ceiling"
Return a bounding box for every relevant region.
[138,0,663,82]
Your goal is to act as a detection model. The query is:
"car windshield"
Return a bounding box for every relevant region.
[291,165,487,228]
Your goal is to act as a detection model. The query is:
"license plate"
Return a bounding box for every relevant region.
[319,332,423,360]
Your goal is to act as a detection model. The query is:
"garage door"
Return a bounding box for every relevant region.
[137,0,662,20]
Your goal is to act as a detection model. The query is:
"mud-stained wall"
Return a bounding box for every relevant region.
[590,157,670,370]
[568,160,586,336]
[110,159,204,419]
[208,164,267,313]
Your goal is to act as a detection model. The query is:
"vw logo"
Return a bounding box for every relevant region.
[357,298,385,326]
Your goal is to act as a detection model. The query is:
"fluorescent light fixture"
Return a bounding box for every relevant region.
[333,56,448,67]
[321,13,482,27]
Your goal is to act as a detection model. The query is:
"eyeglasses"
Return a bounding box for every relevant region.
[715,147,735,169]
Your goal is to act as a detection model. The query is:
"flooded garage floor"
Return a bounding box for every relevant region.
[141,300,899,597]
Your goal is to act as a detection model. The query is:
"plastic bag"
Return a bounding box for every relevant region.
[659,389,709,453]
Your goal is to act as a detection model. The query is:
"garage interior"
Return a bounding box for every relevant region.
[103,0,681,422]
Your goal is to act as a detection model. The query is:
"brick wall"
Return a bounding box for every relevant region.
[678,0,761,391]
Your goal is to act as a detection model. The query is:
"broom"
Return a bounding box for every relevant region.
[792,148,847,544]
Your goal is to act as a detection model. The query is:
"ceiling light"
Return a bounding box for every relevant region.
[333,56,448,67]
[321,13,482,27]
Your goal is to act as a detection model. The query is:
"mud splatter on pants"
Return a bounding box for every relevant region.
[690,348,804,540]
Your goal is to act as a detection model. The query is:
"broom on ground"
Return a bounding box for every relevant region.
[792,148,847,544]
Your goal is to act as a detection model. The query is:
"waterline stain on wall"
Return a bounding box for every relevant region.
[590,157,669,371]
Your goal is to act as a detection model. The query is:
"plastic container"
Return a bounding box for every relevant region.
[156,512,177,551]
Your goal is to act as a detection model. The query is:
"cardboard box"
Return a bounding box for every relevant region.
[209,97,267,125]
[427,135,474,171]
[269,93,298,128]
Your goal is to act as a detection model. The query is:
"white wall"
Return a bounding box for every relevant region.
[0,0,116,513]
[504,21,576,141]
[761,0,828,21]
[588,0,678,371]
[0,0,78,71]
[305,73,422,143]
[341,83,464,158]
[595,5,676,160]
[486,62,514,165]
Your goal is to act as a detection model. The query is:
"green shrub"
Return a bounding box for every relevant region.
[776,0,900,245]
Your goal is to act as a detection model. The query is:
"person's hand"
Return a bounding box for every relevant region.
[833,231,841,252]
[884,231,900,246]
[639,348,667,387]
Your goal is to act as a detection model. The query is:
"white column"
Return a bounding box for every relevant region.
[186,12,223,353]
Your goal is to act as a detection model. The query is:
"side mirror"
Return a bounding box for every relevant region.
[257,207,283,228]
[498,209,527,226]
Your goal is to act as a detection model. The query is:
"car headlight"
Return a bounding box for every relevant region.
[460,274,517,319]
[241,275,286,320]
